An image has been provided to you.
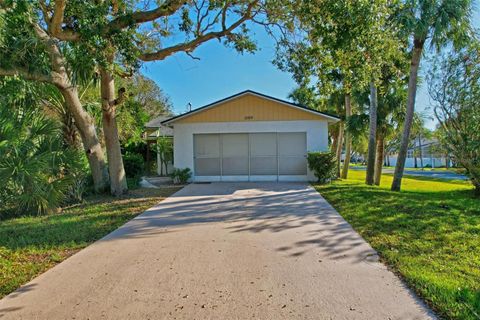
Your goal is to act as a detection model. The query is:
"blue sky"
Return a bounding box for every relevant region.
[142,6,479,130]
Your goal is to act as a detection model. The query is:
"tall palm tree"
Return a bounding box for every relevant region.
[391,0,473,191]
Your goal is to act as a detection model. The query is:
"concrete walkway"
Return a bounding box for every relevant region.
[0,183,435,319]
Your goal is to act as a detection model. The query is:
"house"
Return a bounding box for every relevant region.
[153,90,339,182]
[386,138,450,168]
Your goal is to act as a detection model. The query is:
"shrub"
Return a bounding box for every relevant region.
[64,150,90,203]
[307,152,337,183]
[0,107,85,216]
[123,152,144,178]
[170,168,191,184]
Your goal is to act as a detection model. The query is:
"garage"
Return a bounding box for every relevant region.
[194,132,307,181]
[160,90,339,182]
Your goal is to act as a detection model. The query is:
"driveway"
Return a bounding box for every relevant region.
[0,183,434,319]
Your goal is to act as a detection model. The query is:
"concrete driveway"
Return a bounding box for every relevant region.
[0,183,435,319]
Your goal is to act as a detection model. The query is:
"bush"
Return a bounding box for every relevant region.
[170,168,191,184]
[123,152,144,178]
[307,152,337,183]
[64,150,90,204]
[0,107,85,216]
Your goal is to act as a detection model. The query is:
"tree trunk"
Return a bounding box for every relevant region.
[335,122,344,177]
[341,94,352,179]
[61,106,78,147]
[391,38,424,191]
[374,133,385,186]
[366,82,377,185]
[100,68,128,196]
[331,124,339,154]
[418,134,424,169]
[28,24,109,192]
[60,85,108,192]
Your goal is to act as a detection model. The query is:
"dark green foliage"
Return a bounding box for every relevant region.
[429,43,480,195]
[122,152,144,179]
[306,152,337,183]
[170,168,191,185]
[0,80,87,216]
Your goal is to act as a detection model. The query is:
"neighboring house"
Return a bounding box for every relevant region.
[386,138,450,168]
[144,115,174,175]
[151,90,339,182]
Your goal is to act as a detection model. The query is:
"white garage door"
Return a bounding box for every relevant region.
[194,132,307,180]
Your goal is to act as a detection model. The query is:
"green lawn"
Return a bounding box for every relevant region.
[314,171,480,320]
[0,187,180,298]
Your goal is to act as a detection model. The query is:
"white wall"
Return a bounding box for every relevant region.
[172,120,329,181]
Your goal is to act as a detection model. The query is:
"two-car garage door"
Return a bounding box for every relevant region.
[194,132,307,181]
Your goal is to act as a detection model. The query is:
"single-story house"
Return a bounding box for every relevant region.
[153,90,339,182]
[386,138,451,168]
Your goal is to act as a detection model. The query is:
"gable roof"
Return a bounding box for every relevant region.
[144,115,174,136]
[162,90,340,125]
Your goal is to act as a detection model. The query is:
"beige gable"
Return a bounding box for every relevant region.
[174,93,329,123]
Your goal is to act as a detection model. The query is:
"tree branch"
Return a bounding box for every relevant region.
[50,0,66,34]
[38,0,80,41]
[0,67,53,83]
[139,1,257,61]
[105,0,187,33]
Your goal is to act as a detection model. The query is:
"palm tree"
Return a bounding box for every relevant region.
[374,83,407,185]
[0,80,84,215]
[391,0,473,191]
[366,83,378,185]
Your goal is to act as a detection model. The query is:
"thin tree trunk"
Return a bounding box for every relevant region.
[374,133,385,186]
[335,122,344,177]
[391,38,424,191]
[100,67,128,196]
[366,82,377,185]
[418,134,424,169]
[61,85,108,192]
[331,125,339,154]
[61,105,78,147]
[341,94,352,179]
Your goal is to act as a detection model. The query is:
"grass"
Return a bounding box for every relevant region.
[0,187,180,299]
[313,171,480,320]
